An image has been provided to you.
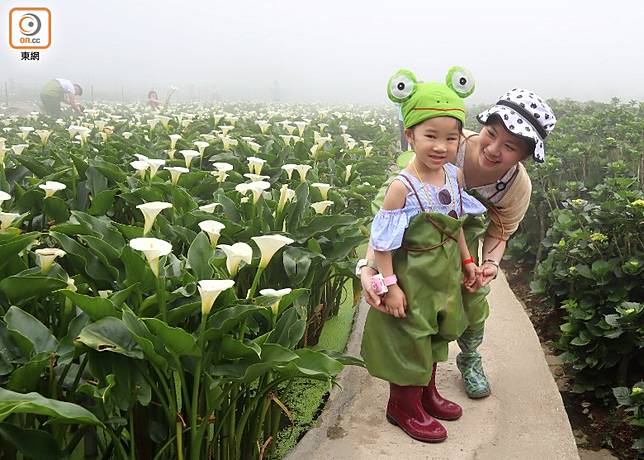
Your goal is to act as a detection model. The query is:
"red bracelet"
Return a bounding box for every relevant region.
[462,256,475,266]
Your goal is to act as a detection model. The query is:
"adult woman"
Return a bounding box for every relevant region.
[357,88,557,398]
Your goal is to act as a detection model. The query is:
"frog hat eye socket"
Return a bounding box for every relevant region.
[446,66,475,98]
[387,69,418,103]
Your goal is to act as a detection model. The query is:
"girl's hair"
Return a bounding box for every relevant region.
[148,90,158,99]
[484,114,535,160]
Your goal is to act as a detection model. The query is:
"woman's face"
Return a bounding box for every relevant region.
[477,119,531,174]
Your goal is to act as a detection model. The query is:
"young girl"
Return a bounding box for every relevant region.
[361,67,486,443]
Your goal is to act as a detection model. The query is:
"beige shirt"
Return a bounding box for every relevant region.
[456,130,532,241]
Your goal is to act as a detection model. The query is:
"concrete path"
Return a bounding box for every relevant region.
[287,271,579,460]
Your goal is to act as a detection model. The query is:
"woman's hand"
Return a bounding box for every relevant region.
[478,261,499,287]
[383,284,407,318]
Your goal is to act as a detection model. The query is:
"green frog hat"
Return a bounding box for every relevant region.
[387,66,475,129]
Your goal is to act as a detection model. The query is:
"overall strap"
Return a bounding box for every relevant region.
[397,172,427,212]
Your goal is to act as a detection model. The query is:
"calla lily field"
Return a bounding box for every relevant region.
[0,103,397,459]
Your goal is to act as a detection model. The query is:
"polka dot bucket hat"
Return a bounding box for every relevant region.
[477,88,556,162]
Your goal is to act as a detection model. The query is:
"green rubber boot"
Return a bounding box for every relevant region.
[456,327,491,399]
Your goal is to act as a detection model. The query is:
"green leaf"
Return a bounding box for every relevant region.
[88,158,127,183]
[43,196,70,224]
[77,317,143,359]
[283,247,316,286]
[286,182,309,233]
[59,291,120,321]
[0,387,101,425]
[142,318,200,357]
[188,232,214,280]
[0,422,64,459]
[5,306,58,354]
[267,307,306,348]
[88,189,118,216]
[7,353,49,393]
[292,215,358,241]
[0,232,40,272]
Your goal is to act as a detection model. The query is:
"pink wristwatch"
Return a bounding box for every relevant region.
[383,274,398,286]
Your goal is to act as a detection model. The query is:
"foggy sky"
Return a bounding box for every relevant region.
[1,0,643,105]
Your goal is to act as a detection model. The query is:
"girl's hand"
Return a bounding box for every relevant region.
[462,263,478,291]
[383,284,407,318]
[360,267,388,312]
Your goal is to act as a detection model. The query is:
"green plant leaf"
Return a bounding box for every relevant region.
[5,306,58,354]
[188,232,214,280]
[77,317,143,359]
[0,422,64,459]
[60,291,120,321]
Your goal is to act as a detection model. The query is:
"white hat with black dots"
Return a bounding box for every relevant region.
[477,88,556,162]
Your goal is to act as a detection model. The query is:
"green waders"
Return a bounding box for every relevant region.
[458,214,492,398]
[361,210,469,386]
[40,80,65,117]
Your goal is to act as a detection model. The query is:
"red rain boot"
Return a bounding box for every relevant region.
[422,363,463,421]
[386,383,447,443]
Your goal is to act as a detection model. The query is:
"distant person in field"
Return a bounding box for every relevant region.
[147,89,161,110]
[40,78,83,117]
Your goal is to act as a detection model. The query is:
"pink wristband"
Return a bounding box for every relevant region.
[383,274,398,286]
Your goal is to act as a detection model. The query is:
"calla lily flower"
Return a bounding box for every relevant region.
[130,160,150,178]
[165,166,189,185]
[220,135,238,150]
[134,153,149,162]
[199,279,235,316]
[218,125,234,136]
[295,164,312,182]
[18,127,34,140]
[193,141,209,155]
[340,124,348,133]
[279,135,292,145]
[0,212,20,230]
[243,173,270,182]
[318,123,328,133]
[122,132,133,140]
[217,242,253,276]
[281,164,297,180]
[35,129,52,144]
[277,184,294,214]
[179,149,200,168]
[169,134,182,149]
[311,183,331,200]
[11,144,28,156]
[147,118,159,129]
[364,146,373,156]
[136,201,173,235]
[0,191,11,210]
[256,120,270,134]
[311,200,334,214]
[129,237,173,277]
[345,164,352,183]
[283,124,296,135]
[213,113,225,126]
[310,144,320,158]
[199,202,223,214]
[159,116,172,129]
[260,288,292,315]
[251,234,294,269]
[39,181,66,198]
[247,141,261,153]
[235,181,271,204]
[145,159,166,178]
[246,156,266,174]
[198,220,225,246]
[294,121,307,136]
[35,248,66,273]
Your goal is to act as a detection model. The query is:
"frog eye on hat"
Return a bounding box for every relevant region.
[387,69,418,103]
[446,66,475,98]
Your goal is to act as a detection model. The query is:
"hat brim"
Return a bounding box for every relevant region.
[477,106,545,162]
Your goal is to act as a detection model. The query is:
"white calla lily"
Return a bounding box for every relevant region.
[198,279,235,316]
[35,129,52,144]
[169,134,182,149]
[198,220,225,246]
[159,116,172,129]
[295,164,312,182]
[311,200,334,214]
[235,181,270,204]
[0,191,11,210]
[193,141,209,155]
[35,248,66,273]
[217,242,253,276]
[199,203,222,213]
[246,156,266,174]
[251,234,294,269]
[281,164,297,180]
[218,125,234,136]
[243,173,270,182]
[136,201,173,235]
[311,183,331,200]
[145,159,165,178]
[345,164,352,183]
[11,144,28,155]
[179,150,200,168]
[0,212,20,230]
[256,120,270,134]
[39,181,66,198]
[129,237,173,277]
[260,288,292,315]
[294,121,307,136]
[130,160,150,178]
[165,166,189,185]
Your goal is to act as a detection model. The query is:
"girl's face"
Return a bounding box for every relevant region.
[477,119,531,174]
[405,117,460,172]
